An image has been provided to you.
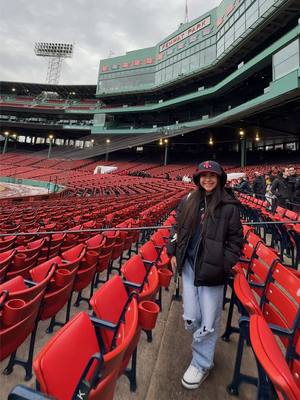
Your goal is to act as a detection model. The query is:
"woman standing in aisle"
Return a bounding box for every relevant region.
[167,160,243,390]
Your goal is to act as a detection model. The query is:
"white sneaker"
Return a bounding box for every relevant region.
[181,364,209,389]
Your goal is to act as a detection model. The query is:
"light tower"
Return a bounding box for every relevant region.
[34,42,73,84]
[184,0,189,23]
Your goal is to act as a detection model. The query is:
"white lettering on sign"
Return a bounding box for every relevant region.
[159,16,211,53]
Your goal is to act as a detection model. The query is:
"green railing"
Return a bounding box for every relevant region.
[0,177,64,194]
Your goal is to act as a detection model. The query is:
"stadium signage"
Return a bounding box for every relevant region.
[159,16,210,53]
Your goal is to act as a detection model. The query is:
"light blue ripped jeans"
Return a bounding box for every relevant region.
[182,259,224,373]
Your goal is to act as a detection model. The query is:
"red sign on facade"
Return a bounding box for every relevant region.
[133,59,141,66]
[145,57,154,64]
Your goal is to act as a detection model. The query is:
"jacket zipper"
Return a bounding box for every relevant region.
[192,196,207,272]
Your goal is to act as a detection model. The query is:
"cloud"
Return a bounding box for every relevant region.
[0,0,220,85]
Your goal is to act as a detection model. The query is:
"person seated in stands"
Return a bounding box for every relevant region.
[252,171,266,199]
[165,172,171,180]
[167,160,243,391]
[270,167,289,209]
[237,176,252,194]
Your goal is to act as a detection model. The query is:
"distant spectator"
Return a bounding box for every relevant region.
[182,175,191,183]
[238,176,252,194]
[165,172,171,180]
[265,174,275,210]
[252,171,266,199]
[269,166,279,182]
[288,166,299,210]
[294,177,300,212]
[270,168,289,209]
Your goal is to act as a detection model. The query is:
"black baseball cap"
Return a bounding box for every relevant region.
[193,160,227,187]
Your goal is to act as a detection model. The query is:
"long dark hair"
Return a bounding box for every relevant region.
[178,177,224,234]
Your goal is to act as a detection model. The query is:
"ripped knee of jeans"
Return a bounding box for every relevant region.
[183,316,198,332]
[193,325,215,342]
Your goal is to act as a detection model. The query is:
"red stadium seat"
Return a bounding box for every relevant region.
[0,260,56,379]
[250,315,300,400]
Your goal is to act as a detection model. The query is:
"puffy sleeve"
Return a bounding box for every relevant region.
[166,194,188,257]
[223,205,244,273]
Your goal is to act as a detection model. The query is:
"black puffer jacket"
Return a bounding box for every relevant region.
[294,177,300,204]
[271,175,289,200]
[252,176,266,196]
[167,188,243,286]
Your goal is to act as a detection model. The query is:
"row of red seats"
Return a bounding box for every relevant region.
[238,193,300,268]
[2,213,176,399]
[222,226,300,398]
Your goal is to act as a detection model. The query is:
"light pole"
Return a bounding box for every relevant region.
[163,138,168,166]
[239,129,246,168]
[2,131,9,154]
[48,134,54,159]
[105,139,110,161]
[12,133,17,150]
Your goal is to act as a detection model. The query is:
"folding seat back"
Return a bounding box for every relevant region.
[285,210,298,221]
[121,255,159,301]
[121,255,147,288]
[60,243,86,269]
[39,264,78,321]
[246,231,262,250]
[86,234,105,253]
[157,227,170,240]
[117,222,134,252]
[165,215,176,225]
[0,258,57,303]
[237,235,260,273]
[103,230,117,246]
[16,238,45,259]
[0,290,45,361]
[250,315,300,400]
[233,272,262,317]
[139,241,158,263]
[261,262,300,348]
[90,276,132,351]
[274,206,286,220]
[0,249,15,283]
[0,224,19,234]
[0,235,16,251]
[90,275,140,390]
[32,311,135,400]
[129,219,140,244]
[110,232,124,262]
[150,231,166,250]
[247,243,278,290]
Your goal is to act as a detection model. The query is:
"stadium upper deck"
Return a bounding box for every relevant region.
[0,0,299,160]
[93,0,300,144]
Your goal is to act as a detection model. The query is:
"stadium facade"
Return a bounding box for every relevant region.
[91,0,300,156]
[0,0,300,160]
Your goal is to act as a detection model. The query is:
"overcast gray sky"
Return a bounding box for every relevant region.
[0,0,220,85]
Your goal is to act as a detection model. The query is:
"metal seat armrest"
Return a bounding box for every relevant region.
[8,385,54,400]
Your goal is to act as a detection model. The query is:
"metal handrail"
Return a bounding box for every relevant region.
[0,220,298,237]
[0,225,172,237]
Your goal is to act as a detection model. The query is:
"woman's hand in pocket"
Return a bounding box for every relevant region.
[170,256,177,271]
